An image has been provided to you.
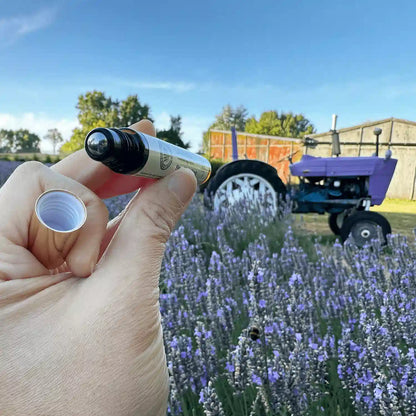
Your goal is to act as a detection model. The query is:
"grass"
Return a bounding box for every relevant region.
[0,153,62,163]
[374,198,416,214]
[292,198,416,242]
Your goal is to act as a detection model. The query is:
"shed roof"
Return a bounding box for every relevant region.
[311,117,416,138]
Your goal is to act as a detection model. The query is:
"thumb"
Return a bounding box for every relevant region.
[97,168,196,290]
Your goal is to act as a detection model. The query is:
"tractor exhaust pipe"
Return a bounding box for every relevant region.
[373,127,382,157]
[331,114,337,131]
[331,114,341,157]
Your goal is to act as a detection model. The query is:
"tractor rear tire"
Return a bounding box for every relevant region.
[204,160,286,212]
[328,211,348,235]
[340,211,391,247]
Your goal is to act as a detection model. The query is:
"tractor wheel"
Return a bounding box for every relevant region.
[204,160,286,213]
[328,211,348,235]
[340,211,391,247]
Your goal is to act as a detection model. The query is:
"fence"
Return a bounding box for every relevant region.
[208,129,303,183]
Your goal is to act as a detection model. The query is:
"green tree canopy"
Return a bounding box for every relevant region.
[245,111,315,138]
[15,129,41,153]
[0,129,41,153]
[210,105,248,131]
[44,128,63,155]
[203,105,248,153]
[61,91,152,153]
[156,115,190,149]
[0,130,14,153]
[119,95,151,127]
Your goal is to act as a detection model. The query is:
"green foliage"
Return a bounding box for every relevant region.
[210,105,248,131]
[156,115,190,149]
[0,152,62,163]
[16,130,41,153]
[203,105,248,153]
[245,111,315,138]
[0,129,41,153]
[0,129,14,152]
[0,154,13,161]
[119,94,151,126]
[12,154,26,162]
[44,128,63,155]
[61,91,153,153]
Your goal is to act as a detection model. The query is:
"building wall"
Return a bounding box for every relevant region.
[308,118,416,200]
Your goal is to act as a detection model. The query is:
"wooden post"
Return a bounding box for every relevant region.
[222,132,225,160]
[388,120,394,149]
[411,166,416,200]
[289,141,294,184]
[358,127,363,156]
[244,135,247,158]
[266,139,270,164]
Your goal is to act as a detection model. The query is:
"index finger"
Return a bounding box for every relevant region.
[52,120,157,199]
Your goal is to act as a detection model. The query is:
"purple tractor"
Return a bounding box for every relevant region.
[205,119,397,247]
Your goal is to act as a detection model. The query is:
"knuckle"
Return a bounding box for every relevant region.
[13,160,45,177]
[96,198,109,220]
[137,198,175,243]
[82,191,109,224]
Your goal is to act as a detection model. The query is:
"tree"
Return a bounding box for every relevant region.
[60,91,153,153]
[245,111,315,138]
[0,129,40,153]
[210,105,248,131]
[156,115,190,149]
[44,128,63,154]
[119,95,151,127]
[202,105,248,153]
[15,129,41,153]
[0,129,14,153]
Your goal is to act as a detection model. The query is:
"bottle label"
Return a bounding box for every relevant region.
[134,133,211,185]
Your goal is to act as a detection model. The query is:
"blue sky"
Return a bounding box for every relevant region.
[1,0,415,152]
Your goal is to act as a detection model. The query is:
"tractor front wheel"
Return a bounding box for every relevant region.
[340,211,391,247]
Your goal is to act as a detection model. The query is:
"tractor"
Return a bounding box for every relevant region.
[205,116,398,247]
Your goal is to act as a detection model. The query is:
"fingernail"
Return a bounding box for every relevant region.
[168,168,196,203]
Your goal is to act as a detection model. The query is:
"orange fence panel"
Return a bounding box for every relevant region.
[208,130,303,184]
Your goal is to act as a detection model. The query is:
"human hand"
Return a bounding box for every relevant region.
[0,120,197,415]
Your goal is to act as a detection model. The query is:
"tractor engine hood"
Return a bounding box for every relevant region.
[290,155,397,205]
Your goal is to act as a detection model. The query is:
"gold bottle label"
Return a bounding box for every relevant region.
[134,133,211,185]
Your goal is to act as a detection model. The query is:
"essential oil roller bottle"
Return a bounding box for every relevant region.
[85,127,211,185]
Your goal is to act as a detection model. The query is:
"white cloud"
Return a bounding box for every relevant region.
[153,111,171,131]
[0,113,78,153]
[138,81,195,93]
[181,115,212,152]
[0,111,210,154]
[0,8,57,46]
[109,78,196,93]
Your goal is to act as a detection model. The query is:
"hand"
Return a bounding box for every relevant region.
[0,120,197,416]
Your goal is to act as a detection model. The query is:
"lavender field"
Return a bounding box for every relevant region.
[2,161,416,415]
[157,198,416,416]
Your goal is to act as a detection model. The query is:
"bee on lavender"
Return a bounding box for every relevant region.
[248,326,260,341]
